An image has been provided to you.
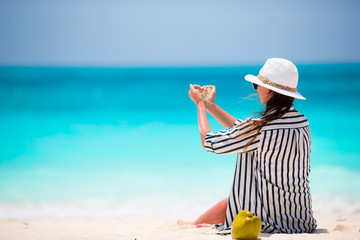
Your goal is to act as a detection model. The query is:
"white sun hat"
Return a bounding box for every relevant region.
[244,58,306,100]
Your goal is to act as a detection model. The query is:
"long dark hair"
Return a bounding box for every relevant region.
[243,91,294,151]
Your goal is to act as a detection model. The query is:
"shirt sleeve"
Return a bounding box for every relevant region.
[204,118,261,154]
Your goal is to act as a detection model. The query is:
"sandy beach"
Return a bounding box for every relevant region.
[1,212,359,240]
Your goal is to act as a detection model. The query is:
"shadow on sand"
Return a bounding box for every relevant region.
[258,228,329,239]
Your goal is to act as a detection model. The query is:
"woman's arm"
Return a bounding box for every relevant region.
[197,101,211,148]
[189,84,211,148]
[204,86,237,128]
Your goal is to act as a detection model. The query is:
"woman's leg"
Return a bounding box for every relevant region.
[178,197,228,227]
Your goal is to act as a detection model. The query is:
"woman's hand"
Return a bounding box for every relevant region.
[204,85,216,105]
[188,84,204,105]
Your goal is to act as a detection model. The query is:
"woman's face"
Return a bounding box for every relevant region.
[257,85,273,104]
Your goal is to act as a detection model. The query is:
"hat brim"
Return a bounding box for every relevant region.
[244,74,306,100]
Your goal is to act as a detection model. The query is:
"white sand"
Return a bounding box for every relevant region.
[1,213,359,240]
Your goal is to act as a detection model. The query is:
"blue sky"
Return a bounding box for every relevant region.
[0,0,359,66]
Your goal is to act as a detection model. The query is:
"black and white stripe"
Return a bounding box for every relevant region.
[204,107,317,234]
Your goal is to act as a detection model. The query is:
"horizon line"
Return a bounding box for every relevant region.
[1,61,360,69]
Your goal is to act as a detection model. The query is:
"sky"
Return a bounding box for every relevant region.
[0,0,359,66]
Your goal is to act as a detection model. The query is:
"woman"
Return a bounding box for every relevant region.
[183,58,317,234]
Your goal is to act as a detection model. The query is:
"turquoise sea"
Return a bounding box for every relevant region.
[0,64,360,219]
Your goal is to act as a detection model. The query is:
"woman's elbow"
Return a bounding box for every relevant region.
[202,142,206,150]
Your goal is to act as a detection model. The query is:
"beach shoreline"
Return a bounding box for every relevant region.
[1,212,359,240]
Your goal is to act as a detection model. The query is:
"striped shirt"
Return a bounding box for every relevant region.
[204,107,317,234]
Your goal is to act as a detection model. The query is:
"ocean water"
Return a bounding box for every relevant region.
[0,64,360,219]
